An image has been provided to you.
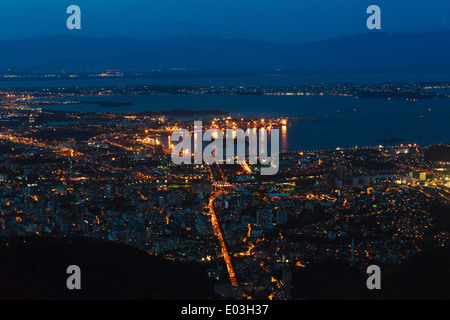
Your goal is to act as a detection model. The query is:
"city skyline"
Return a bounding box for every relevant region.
[0,80,449,301]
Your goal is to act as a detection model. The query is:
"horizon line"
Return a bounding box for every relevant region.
[1,28,449,46]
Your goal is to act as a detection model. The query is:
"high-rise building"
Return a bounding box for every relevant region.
[256,209,272,228]
[336,165,348,188]
[275,210,288,225]
[424,145,450,163]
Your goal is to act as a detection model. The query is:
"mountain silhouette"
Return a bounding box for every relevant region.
[0,30,449,74]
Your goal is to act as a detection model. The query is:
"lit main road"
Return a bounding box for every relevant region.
[205,162,239,286]
[208,189,239,287]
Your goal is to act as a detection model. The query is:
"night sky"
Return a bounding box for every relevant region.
[0,0,449,43]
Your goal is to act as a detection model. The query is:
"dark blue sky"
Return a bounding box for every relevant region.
[1,0,449,43]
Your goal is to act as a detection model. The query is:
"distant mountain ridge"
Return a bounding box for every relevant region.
[0,30,449,74]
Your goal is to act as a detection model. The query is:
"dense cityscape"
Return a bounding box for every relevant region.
[1,87,449,300]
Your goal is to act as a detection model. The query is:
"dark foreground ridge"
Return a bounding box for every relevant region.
[0,236,216,300]
[292,245,450,300]
[1,235,450,300]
